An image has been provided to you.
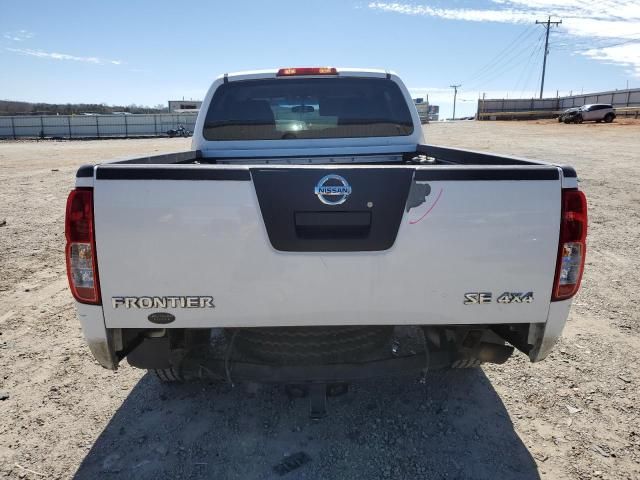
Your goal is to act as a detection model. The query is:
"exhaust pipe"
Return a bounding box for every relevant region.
[474,342,514,365]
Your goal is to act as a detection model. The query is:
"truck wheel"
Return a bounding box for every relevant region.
[153,367,183,383]
[604,113,614,123]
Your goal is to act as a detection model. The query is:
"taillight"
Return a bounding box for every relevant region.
[65,188,100,304]
[277,67,337,76]
[552,189,587,301]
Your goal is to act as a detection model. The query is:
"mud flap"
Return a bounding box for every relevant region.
[126,337,172,369]
[529,299,572,362]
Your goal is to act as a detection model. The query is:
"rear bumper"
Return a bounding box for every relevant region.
[528,299,572,362]
[76,303,118,370]
[77,301,571,372]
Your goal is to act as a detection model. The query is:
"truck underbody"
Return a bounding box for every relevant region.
[123,325,518,377]
[115,324,519,417]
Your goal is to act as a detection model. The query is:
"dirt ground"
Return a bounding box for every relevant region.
[0,121,639,479]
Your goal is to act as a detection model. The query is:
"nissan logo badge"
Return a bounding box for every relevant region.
[314,174,352,205]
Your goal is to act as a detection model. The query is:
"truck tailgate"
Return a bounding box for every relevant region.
[93,164,561,328]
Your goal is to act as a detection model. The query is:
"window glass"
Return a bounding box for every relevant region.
[203,77,414,141]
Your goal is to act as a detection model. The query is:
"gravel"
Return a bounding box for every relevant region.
[1,123,639,479]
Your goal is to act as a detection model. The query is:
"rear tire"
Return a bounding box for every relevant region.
[153,367,183,383]
[604,113,614,123]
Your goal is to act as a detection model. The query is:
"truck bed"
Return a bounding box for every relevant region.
[76,145,575,330]
[76,143,577,175]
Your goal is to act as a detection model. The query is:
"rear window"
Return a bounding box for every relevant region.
[202,77,414,141]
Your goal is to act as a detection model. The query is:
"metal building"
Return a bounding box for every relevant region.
[413,99,439,122]
[168,100,202,113]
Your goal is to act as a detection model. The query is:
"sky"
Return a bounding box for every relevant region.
[1,0,639,117]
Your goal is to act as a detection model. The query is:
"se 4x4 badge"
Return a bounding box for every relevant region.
[464,292,534,305]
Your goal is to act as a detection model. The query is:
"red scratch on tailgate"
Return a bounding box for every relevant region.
[409,187,443,225]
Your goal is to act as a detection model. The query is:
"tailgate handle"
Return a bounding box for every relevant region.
[294,211,371,239]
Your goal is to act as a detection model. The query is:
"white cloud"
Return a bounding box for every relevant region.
[584,43,640,76]
[3,29,34,42]
[368,2,534,23]
[368,1,640,76]
[6,47,122,66]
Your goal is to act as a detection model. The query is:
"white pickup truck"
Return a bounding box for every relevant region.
[66,68,587,412]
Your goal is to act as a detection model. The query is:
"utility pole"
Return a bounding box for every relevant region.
[425,94,430,124]
[450,84,461,120]
[536,16,562,99]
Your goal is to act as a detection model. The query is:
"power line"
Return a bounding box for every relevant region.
[513,32,545,91]
[523,39,547,98]
[551,35,640,53]
[458,28,531,85]
[536,15,562,99]
[513,32,546,98]
[459,26,538,86]
[613,31,640,38]
[463,29,544,91]
[570,37,640,52]
[464,32,544,91]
